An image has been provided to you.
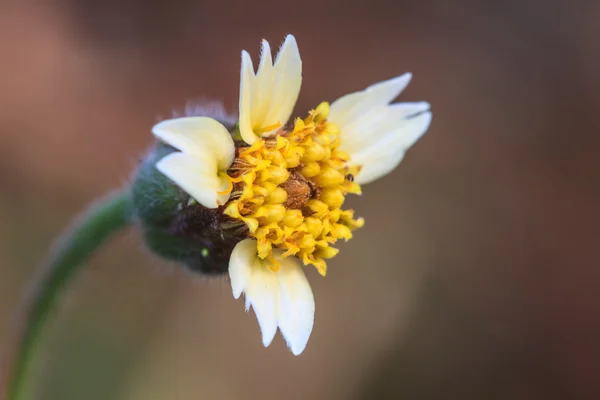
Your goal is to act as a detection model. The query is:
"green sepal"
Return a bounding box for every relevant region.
[131,143,184,228]
[131,142,245,275]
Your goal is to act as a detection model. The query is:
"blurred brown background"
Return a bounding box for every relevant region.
[1,0,599,399]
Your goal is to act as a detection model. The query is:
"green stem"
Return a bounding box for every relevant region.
[3,190,133,400]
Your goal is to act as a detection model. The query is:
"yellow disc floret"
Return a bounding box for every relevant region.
[224,102,364,276]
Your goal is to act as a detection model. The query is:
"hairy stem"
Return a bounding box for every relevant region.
[2,190,133,400]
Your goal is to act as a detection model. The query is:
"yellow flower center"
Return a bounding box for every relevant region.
[224,102,364,276]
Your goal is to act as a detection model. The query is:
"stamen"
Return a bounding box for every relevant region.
[267,255,280,272]
[217,172,243,195]
[255,122,282,135]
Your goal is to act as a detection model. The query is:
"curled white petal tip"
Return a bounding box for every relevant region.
[156,152,231,208]
[152,117,235,170]
[152,117,235,208]
[238,35,302,145]
[229,239,315,355]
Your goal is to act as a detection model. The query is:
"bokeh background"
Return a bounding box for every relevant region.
[1,0,599,399]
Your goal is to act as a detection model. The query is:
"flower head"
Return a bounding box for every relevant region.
[149,35,431,355]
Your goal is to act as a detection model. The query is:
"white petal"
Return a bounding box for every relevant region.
[229,239,257,299]
[230,239,278,347]
[350,111,432,165]
[261,35,302,131]
[329,73,431,185]
[245,261,279,347]
[329,73,412,128]
[251,40,274,128]
[239,51,257,144]
[228,242,315,355]
[238,35,302,145]
[352,111,432,184]
[339,102,431,155]
[257,40,274,75]
[152,117,235,170]
[354,152,406,185]
[275,256,315,356]
[156,152,230,208]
